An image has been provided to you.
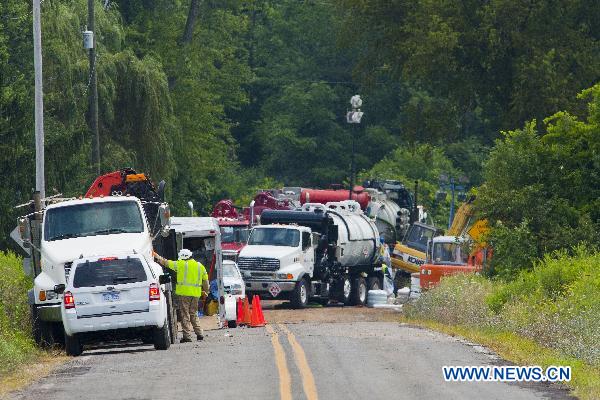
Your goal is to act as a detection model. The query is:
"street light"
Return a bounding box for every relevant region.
[346,95,364,200]
[437,174,469,229]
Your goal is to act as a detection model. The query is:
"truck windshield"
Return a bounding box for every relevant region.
[73,258,148,288]
[405,225,435,253]
[220,226,249,243]
[44,201,144,242]
[248,228,300,247]
[432,242,468,265]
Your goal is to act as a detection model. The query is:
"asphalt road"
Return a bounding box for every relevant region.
[7,307,572,400]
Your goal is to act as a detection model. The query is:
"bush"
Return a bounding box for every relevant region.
[477,86,600,278]
[0,251,36,375]
[408,247,600,366]
[486,220,538,279]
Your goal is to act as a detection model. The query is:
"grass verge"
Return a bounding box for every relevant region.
[0,251,67,397]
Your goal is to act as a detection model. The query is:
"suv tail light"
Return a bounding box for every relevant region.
[149,283,160,301]
[64,291,75,309]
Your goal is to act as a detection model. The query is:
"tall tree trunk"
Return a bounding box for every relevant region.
[182,0,201,44]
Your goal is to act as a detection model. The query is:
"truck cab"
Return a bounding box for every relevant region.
[34,197,154,316]
[238,225,315,307]
[420,236,477,289]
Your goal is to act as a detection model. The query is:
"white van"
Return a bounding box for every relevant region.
[59,254,171,356]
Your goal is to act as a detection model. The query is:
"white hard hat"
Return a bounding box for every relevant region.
[178,249,192,260]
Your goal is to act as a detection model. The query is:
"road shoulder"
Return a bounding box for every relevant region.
[0,353,68,399]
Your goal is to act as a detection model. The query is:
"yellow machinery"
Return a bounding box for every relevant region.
[391,222,438,274]
[391,197,480,279]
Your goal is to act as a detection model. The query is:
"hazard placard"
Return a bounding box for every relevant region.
[268,283,281,298]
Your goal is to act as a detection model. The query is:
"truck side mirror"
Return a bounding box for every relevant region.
[18,218,31,248]
[159,274,171,285]
[54,284,65,294]
[159,204,170,228]
[159,204,171,237]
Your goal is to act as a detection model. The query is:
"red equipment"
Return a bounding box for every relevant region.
[212,199,251,254]
[212,199,242,220]
[300,187,370,210]
[84,168,164,202]
[212,193,296,255]
[250,192,296,218]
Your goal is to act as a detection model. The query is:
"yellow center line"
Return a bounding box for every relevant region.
[266,324,293,400]
[278,324,319,400]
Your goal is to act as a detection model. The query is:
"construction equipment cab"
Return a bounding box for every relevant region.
[390,222,439,287]
[420,236,477,289]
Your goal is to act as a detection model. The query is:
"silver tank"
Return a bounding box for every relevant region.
[364,189,409,243]
[323,201,381,267]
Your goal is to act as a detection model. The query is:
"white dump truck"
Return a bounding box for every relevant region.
[16,171,176,347]
[238,201,384,308]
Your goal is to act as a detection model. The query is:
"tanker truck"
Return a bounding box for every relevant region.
[237,201,383,308]
[299,182,412,245]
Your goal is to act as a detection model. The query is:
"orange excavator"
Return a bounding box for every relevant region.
[419,198,491,288]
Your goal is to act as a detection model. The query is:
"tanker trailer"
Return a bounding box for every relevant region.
[364,189,411,245]
[238,202,383,308]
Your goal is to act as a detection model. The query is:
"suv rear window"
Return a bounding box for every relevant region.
[73,258,148,288]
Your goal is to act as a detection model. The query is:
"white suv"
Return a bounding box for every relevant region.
[59,254,170,356]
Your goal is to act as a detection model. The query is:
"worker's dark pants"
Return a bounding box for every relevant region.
[177,296,203,340]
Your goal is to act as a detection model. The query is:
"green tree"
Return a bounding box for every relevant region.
[336,0,600,143]
[478,85,600,277]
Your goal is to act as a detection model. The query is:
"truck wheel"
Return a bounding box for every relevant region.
[290,279,309,309]
[65,334,83,356]
[367,276,382,291]
[227,320,237,328]
[338,276,352,306]
[31,305,54,348]
[350,277,367,306]
[154,320,171,350]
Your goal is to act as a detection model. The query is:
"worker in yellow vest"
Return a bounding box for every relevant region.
[154,249,209,343]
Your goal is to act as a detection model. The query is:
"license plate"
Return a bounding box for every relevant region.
[102,292,120,302]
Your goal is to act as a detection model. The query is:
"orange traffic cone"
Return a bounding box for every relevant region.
[250,295,266,327]
[235,298,243,326]
[256,296,266,324]
[242,297,252,326]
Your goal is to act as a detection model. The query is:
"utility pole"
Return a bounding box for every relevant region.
[350,125,356,199]
[88,0,100,174]
[437,174,469,229]
[33,0,45,199]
